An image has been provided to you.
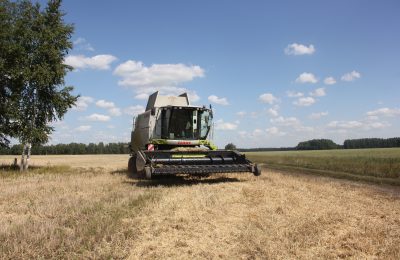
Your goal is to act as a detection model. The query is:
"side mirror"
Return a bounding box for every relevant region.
[151,108,156,116]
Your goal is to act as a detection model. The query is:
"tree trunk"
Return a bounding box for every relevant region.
[24,143,32,170]
[20,143,26,171]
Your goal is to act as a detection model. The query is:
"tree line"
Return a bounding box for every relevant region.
[296,137,400,150]
[343,138,400,149]
[0,142,129,155]
[0,143,130,155]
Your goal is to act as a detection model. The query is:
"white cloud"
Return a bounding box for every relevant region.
[266,127,286,136]
[293,97,316,106]
[270,116,300,127]
[108,107,122,116]
[113,60,204,101]
[208,95,229,105]
[310,87,326,97]
[327,120,363,129]
[64,54,117,70]
[295,72,318,84]
[366,108,400,117]
[309,112,328,120]
[86,113,110,122]
[95,99,122,116]
[96,100,115,109]
[75,125,92,132]
[327,120,390,131]
[215,119,238,130]
[123,105,145,116]
[324,77,336,85]
[252,129,264,137]
[341,70,361,82]
[73,37,94,51]
[236,111,246,117]
[259,93,278,104]
[267,107,279,117]
[72,96,94,111]
[284,43,315,55]
[286,91,304,98]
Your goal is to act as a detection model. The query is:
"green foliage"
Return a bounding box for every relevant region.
[0,142,130,155]
[0,0,77,146]
[344,137,400,149]
[225,143,237,150]
[296,139,340,150]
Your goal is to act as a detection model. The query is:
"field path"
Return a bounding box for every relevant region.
[0,155,399,259]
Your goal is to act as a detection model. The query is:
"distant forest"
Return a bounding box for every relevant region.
[0,137,399,155]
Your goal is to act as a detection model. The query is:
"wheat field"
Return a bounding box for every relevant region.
[0,154,399,259]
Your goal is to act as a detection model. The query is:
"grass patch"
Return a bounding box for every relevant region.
[265,163,400,186]
[247,148,400,180]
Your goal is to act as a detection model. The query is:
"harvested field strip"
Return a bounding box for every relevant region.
[0,155,399,259]
[0,167,162,259]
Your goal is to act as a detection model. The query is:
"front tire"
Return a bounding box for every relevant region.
[253,164,262,176]
[128,155,137,177]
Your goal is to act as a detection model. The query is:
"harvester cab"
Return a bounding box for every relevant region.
[128,91,261,179]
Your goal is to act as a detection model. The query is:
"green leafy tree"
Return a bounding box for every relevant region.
[0,0,77,170]
[225,143,237,150]
[296,139,340,150]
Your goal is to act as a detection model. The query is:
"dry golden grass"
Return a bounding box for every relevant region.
[0,155,399,259]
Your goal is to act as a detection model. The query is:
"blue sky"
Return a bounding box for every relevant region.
[48,0,400,148]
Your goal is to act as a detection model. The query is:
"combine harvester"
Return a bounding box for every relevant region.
[128,91,261,179]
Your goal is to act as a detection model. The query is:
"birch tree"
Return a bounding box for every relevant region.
[0,0,77,170]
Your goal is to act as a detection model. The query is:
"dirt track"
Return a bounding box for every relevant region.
[0,155,399,259]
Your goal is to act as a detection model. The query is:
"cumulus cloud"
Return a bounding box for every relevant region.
[293,97,316,106]
[270,116,300,127]
[113,60,204,101]
[284,43,315,55]
[64,54,117,70]
[214,119,238,130]
[286,91,304,98]
[96,100,115,109]
[266,126,286,136]
[328,120,390,131]
[95,100,122,116]
[73,96,94,111]
[295,72,318,84]
[327,120,364,129]
[341,70,361,81]
[309,112,328,119]
[75,125,92,132]
[86,113,110,122]
[366,108,400,117]
[108,107,122,116]
[267,107,279,117]
[123,105,145,116]
[270,116,313,133]
[259,93,278,104]
[73,37,94,51]
[324,77,336,85]
[236,111,246,117]
[309,88,326,97]
[208,95,229,105]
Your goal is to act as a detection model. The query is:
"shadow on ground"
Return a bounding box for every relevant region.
[111,169,241,187]
[0,164,42,172]
[136,175,241,187]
